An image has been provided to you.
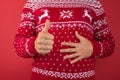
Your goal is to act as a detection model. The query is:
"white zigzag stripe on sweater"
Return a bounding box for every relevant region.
[32,67,95,79]
[25,0,104,16]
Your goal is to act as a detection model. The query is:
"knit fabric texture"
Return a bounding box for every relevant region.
[14,0,115,80]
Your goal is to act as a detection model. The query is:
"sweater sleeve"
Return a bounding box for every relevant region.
[14,1,38,58]
[91,2,115,58]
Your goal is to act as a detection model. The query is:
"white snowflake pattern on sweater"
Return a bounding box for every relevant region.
[14,0,115,80]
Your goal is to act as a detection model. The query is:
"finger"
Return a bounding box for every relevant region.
[38,39,54,45]
[38,50,51,54]
[44,33,54,40]
[38,45,53,50]
[63,53,78,59]
[60,48,76,53]
[70,56,84,64]
[75,31,84,41]
[41,19,50,33]
[61,42,76,47]
[38,33,54,40]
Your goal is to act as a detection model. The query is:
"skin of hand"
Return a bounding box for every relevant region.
[34,19,54,55]
[60,31,93,64]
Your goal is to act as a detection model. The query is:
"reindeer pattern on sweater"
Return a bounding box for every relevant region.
[14,0,115,80]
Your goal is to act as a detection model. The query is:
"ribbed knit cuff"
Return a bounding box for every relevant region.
[27,36,38,56]
[90,40,101,58]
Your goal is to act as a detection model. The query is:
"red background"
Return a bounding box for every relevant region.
[0,0,120,80]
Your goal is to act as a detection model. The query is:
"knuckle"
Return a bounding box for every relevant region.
[37,39,41,43]
[46,50,51,53]
[48,40,53,45]
[69,43,72,45]
[46,45,51,49]
[37,38,43,43]
[38,33,42,37]
[64,49,67,52]
[50,46,53,49]
[37,45,41,48]
[39,45,45,49]
[50,34,54,39]
[69,49,73,52]
[37,50,42,54]
[51,41,54,44]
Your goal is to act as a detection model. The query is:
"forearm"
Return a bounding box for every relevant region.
[14,35,38,58]
[14,3,38,58]
[92,12,115,58]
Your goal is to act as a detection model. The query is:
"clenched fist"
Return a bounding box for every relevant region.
[34,19,54,55]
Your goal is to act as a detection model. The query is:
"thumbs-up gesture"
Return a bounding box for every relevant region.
[60,31,93,64]
[35,20,54,55]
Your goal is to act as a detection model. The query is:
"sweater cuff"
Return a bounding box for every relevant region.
[27,36,38,56]
[90,40,101,57]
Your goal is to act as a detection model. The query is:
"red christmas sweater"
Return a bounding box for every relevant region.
[14,0,115,80]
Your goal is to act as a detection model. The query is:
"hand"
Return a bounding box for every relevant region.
[35,19,54,55]
[60,31,93,64]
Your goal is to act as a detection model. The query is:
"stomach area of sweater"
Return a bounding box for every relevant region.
[34,21,95,72]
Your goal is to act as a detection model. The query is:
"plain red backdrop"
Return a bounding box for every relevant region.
[0,0,120,80]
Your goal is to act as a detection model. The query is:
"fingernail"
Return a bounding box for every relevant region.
[63,56,67,59]
[70,61,73,64]
[61,42,64,45]
[75,31,78,34]
[60,50,62,52]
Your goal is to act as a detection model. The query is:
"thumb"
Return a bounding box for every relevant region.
[41,19,50,33]
[75,31,84,41]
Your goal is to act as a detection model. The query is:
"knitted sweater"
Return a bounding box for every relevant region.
[14,0,115,80]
